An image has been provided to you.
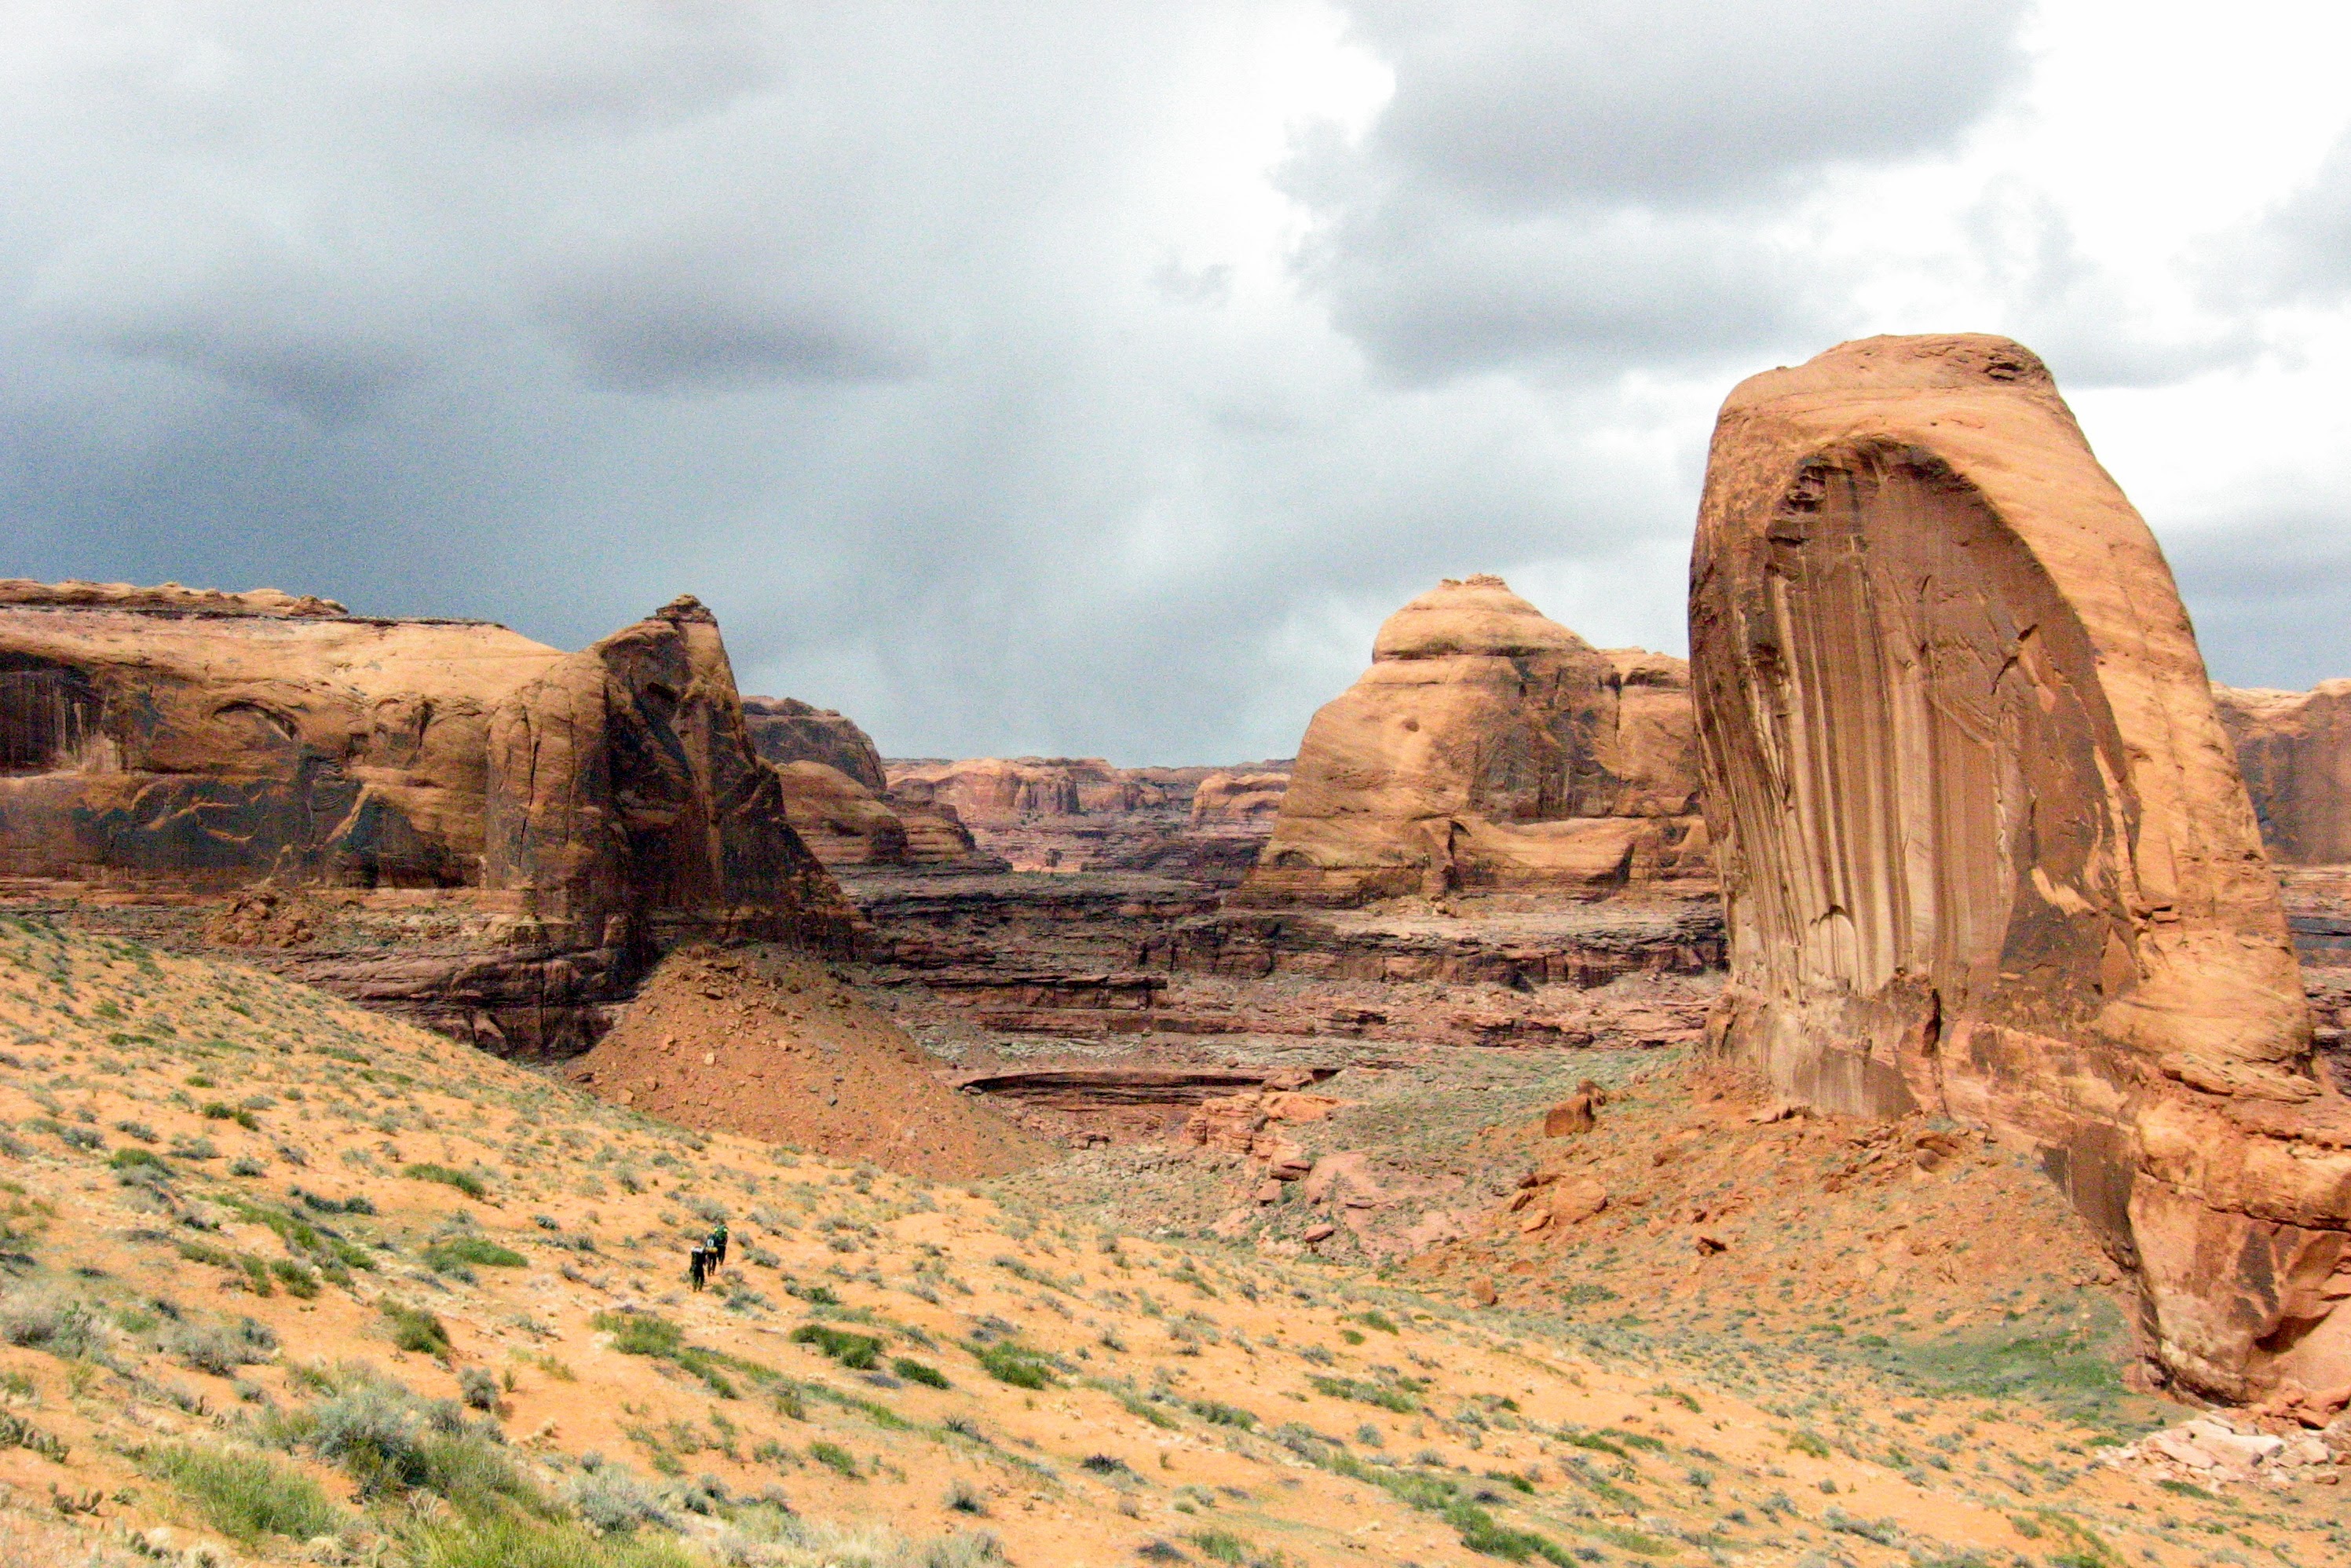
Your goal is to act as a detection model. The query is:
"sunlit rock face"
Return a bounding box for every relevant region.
[1236,575,1707,908]
[2212,682,2351,866]
[1690,334,2351,1402]
[0,582,855,1051]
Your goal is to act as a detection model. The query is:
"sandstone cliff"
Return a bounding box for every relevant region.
[1689,333,2350,1402]
[2213,682,2351,865]
[883,755,1288,876]
[1234,576,1706,908]
[0,581,855,1051]
[741,696,995,869]
[742,695,887,792]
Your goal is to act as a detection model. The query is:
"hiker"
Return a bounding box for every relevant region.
[708,1221,729,1270]
[689,1244,708,1292]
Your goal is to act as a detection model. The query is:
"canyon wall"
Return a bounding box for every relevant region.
[742,696,887,792]
[0,581,855,1050]
[741,696,991,869]
[2213,682,2351,866]
[1234,576,1706,908]
[883,755,1289,878]
[1689,333,2351,1402]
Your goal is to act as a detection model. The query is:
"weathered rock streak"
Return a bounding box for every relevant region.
[1689,334,2351,1401]
[2212,681,2351,866]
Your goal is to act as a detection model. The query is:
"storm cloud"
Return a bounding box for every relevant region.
[2,2,2347,762]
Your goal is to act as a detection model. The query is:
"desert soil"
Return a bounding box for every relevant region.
[0,914,2342,1568]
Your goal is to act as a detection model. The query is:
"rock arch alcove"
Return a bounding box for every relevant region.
[0,653,101,775]
[1690,334,2351,1402]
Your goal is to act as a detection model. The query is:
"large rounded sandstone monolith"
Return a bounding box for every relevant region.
[1690,334,2351,1402]
[1236,576,1705,907]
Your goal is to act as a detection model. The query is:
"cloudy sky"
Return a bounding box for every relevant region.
[5,2,2350,764]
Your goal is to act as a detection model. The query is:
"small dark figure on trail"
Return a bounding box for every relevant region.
[709,1222,729,1269]
[689,1245,709,1292]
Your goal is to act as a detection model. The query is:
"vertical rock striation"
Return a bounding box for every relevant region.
[484,597,853,952]
[2212,682,2351,866]
[1236,576,1706,908]
[1690,334,2351,1401]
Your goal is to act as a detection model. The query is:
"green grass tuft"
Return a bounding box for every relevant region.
[971,1340,1054,1389]
[145,1442,345,1544]
[891,1357,949,1388]
[790,1322,883,1370]
[402,1163,488,1200]
[425,1236,528,1273]
[381,1301,452,1359]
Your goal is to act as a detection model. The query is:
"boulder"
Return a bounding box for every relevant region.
[1688,332,2351,1401]
[1548,1179,1609,1226]
[2212,682,2351,865]
[1542,1080,1608,1137]
[1235,576,1707,907]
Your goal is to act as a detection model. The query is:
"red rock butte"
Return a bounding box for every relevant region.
[1237,574,1706,908]
[0,579,854,1052]
[1689,333,2351,1401]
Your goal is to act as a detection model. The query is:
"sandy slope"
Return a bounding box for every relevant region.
[567,946,1051,1180]
[0,916,2338,1567]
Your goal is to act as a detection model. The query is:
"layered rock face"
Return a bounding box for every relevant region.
[2213,682,2351,865]
[1689,334,2351,1401]
[883,756,1288,876]
[482,598,852,952]
[0,581,855,1050]
[741,696,993,869]
[1190,770,1290,831]
[742,696,887,792]
[1236,576,1706,908]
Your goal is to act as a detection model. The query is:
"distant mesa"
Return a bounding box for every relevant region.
[1690,332,2351,1402]
[1234,574,1707,908]
[883,755,1291,879]
[742,695,888,792]
[1190,769,1290,830]
[0,579,854,1053]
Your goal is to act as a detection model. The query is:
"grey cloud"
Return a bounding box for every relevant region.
[2230,130,2351,305]
[2166,515,2351,691]
[1150,254,1234,307]
[538,244,924,392]
[1962,183,2261,391]
[1301,192,1840,381]
[1295,0,2033,382]
[1347,0,2032,211]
